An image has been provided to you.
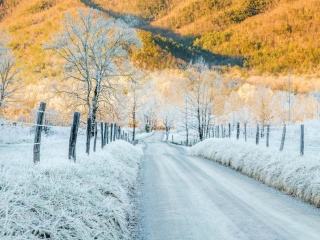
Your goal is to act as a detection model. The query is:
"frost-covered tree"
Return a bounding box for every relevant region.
[184,58,214,141]
[0,28,21,107]
[124,70,149,141]
[159,103,176,141]
[45,9,141,125]
[254,86,273,137]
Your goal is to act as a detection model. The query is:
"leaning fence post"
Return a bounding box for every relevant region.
[266,124,270,147]
[279,124,286,151]
[300,124,304,156]
[33,102,46,163]
[236,122,240,140]
[256,124,260,145]
[69,112,80,161]
[86,117,91,155]
[110,123,113,142]
[100,122,104,149]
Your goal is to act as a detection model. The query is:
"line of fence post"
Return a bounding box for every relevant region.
[86,117,91,155]
[236,122,240,140]
[33,102,46,163]
[213,121,309,156]
[68,112,80,161]
[300,124,304,156]
[266,125,270,147]
[279,124,286,151]
[256,124,259,145]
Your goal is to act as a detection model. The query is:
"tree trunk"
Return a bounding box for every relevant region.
[132,106,136,142]
[197,106,203,141]
[91,85,99,137]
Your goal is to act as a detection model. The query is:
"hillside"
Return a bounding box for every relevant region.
[0,0,320,80]
[0,0,86,84]
[90,0,320,74]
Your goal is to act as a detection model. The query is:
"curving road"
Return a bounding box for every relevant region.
[138,132,320,240]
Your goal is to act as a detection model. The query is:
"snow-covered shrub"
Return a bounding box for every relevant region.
[190,138,320,207]
[0,140,142,239]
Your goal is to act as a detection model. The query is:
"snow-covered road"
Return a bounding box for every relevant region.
[139,132,320,240]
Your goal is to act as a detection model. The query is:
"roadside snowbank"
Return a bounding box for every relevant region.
[190,138,320,207]
[0,140,142,239]
[135,131,154,140]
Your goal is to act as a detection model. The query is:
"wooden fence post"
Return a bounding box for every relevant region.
[103,122,108,147]
[221,125,223,138]
[228,123,231,138]
[93,122,98,152]
[110,123,113,142]
[104,123,109,145]
[33,102,46,163]
[113,124,117,141]
[100,122,104,149]
[86,117,91,155]
[236,122,240,140]
[300,124,304,156]
[279,124,286,151]
[68,112,80,161]
[261,125,265,139]
[118,126,121,140]
[266,125,270,147]
[256,124,259,145]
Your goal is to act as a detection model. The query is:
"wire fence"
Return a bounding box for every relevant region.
[169,121,320,157]
[0,100,132,163]
[208,122,320,156]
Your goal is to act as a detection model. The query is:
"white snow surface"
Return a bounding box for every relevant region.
[139,132,320,240]
[135,131,154,140]
[0,128,142,239]
[190,138,320,207]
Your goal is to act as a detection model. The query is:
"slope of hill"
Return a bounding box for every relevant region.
[89,0,320,74]
[0,0,320,78]
[0,0,87,84]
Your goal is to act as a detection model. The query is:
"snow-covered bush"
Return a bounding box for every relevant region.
[0,139,142,239]
[190,138,320,207]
